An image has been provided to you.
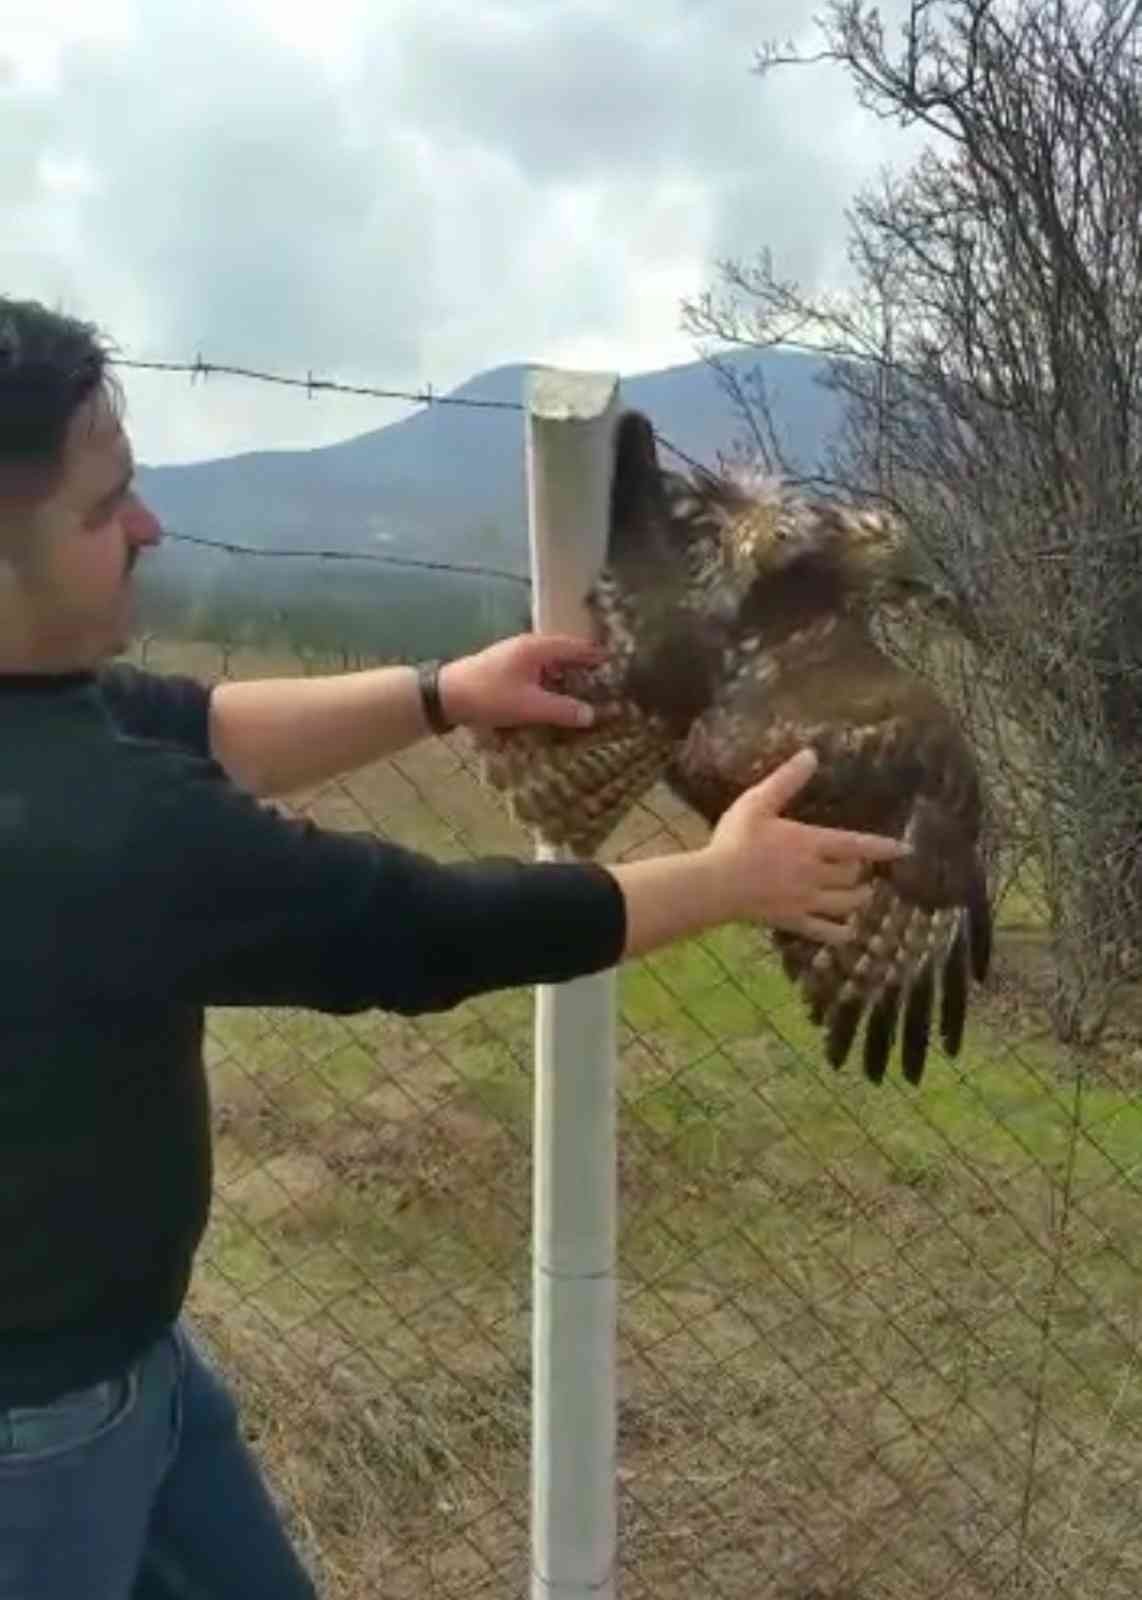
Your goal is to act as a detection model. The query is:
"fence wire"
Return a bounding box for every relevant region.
[112,351,715,477]
[112,350,1142,1598]
[129,622,1142,1600]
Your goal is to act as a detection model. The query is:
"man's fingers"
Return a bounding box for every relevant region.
[752,748,819,813]
[813,885,872,919]
[789,915,857,946]
[528,633,608,664]
[818,828,911,863]
[818,860,865,890]
[522,687,598,729]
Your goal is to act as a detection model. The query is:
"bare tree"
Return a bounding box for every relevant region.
[685,0,1142,1041]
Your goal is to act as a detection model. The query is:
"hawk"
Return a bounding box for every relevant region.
[474,410,992,1085]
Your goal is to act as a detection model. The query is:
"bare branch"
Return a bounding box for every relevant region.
[692,0,1142,1039]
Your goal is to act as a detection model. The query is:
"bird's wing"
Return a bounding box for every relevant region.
[470,653,676,857]
[666,673,991,1085]
[472,410,718,856]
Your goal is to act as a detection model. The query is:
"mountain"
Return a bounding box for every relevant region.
[134,344,843,660]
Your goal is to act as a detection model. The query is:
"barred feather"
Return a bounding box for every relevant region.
[472,406,992,1082]
[473,708,673,857]
[772,879,974,1084]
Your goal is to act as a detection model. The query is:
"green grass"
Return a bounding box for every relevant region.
[196,900,1142,1600]
[129,650,1142,1599]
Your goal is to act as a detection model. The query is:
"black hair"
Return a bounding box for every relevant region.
[0,297,122,504]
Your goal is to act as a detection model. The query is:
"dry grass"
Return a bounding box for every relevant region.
[133,637,1142,1599]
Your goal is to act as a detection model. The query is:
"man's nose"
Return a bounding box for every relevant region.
[124,495,163,547]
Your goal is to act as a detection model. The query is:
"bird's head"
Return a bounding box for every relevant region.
[826,516,972,634]
[604,411,963,634]
[826,511,945,611]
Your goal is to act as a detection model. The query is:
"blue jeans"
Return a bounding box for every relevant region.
[0,1319,318,1598]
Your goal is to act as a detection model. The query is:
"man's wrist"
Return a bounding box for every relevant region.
[416,659,456,735]
[610,845,740,960]
[676,844,741,932]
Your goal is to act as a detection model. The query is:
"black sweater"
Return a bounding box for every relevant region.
[0,664,625,1405]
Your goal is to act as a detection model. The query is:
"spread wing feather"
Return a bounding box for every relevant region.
[472,410,726,854]
[667,687,992,1084]
[473,407,992,1084]
[472,698,674,858]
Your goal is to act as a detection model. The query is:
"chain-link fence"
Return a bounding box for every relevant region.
[127,627,1142,1600]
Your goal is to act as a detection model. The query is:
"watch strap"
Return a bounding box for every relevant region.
[416,659,455,735]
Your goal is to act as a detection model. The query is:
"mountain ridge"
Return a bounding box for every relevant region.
[137,344,841,572]
[133,344,845,659]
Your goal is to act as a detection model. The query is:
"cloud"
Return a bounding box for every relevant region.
[0,0,913,464]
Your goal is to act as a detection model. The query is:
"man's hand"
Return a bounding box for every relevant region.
[439,634,610,731]
[612,749,912,960]
[702,749,911,940]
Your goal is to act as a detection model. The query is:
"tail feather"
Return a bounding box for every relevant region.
[607,411,679,578]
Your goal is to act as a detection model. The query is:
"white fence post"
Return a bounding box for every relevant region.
[525,367,621,1600]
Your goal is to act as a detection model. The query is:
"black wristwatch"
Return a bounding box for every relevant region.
[416,659,455,735]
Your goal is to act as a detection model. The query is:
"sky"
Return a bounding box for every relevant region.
[2,0,919,466]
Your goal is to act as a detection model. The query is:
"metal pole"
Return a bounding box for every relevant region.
[525,367,621,1600]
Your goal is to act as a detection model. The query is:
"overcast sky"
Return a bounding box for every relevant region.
[4,1,917,466]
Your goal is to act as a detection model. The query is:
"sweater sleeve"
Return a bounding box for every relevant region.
[116,746,627,1016]
[96,663,213,760]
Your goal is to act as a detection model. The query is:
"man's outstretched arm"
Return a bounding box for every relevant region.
[207,633,605,796]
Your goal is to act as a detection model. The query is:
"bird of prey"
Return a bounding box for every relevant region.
[473,410,991,1085]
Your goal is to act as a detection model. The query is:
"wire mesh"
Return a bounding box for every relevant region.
[127,624,1142,1600]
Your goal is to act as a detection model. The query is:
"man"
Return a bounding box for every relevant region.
[0,297,908,1599]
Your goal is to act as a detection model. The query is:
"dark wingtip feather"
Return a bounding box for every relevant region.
[773,933,835,1028]
[940,924,969,1057]
[826,996,864,1070]
[902,964,935,1085]
[968,860,992,982]
[863,985,902,1085]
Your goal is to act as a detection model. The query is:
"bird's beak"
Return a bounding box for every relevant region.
[890,546,980,640]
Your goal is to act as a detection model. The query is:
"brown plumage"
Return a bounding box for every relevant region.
[473,410,992,1084]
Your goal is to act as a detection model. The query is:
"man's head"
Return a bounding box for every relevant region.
[0,298,162,672]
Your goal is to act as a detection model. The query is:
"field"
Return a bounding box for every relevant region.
[140,639,1142,1600]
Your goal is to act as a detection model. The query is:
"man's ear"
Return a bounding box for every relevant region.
[0,502,37,579]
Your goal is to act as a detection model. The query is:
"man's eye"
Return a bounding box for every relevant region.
[88,493,126,528]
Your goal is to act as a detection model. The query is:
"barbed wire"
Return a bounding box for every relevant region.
[113,357,525,412]
[127,353,716,584]
[118,351,1142,1599]
[111,354,714,477]
[161,529,531,588]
